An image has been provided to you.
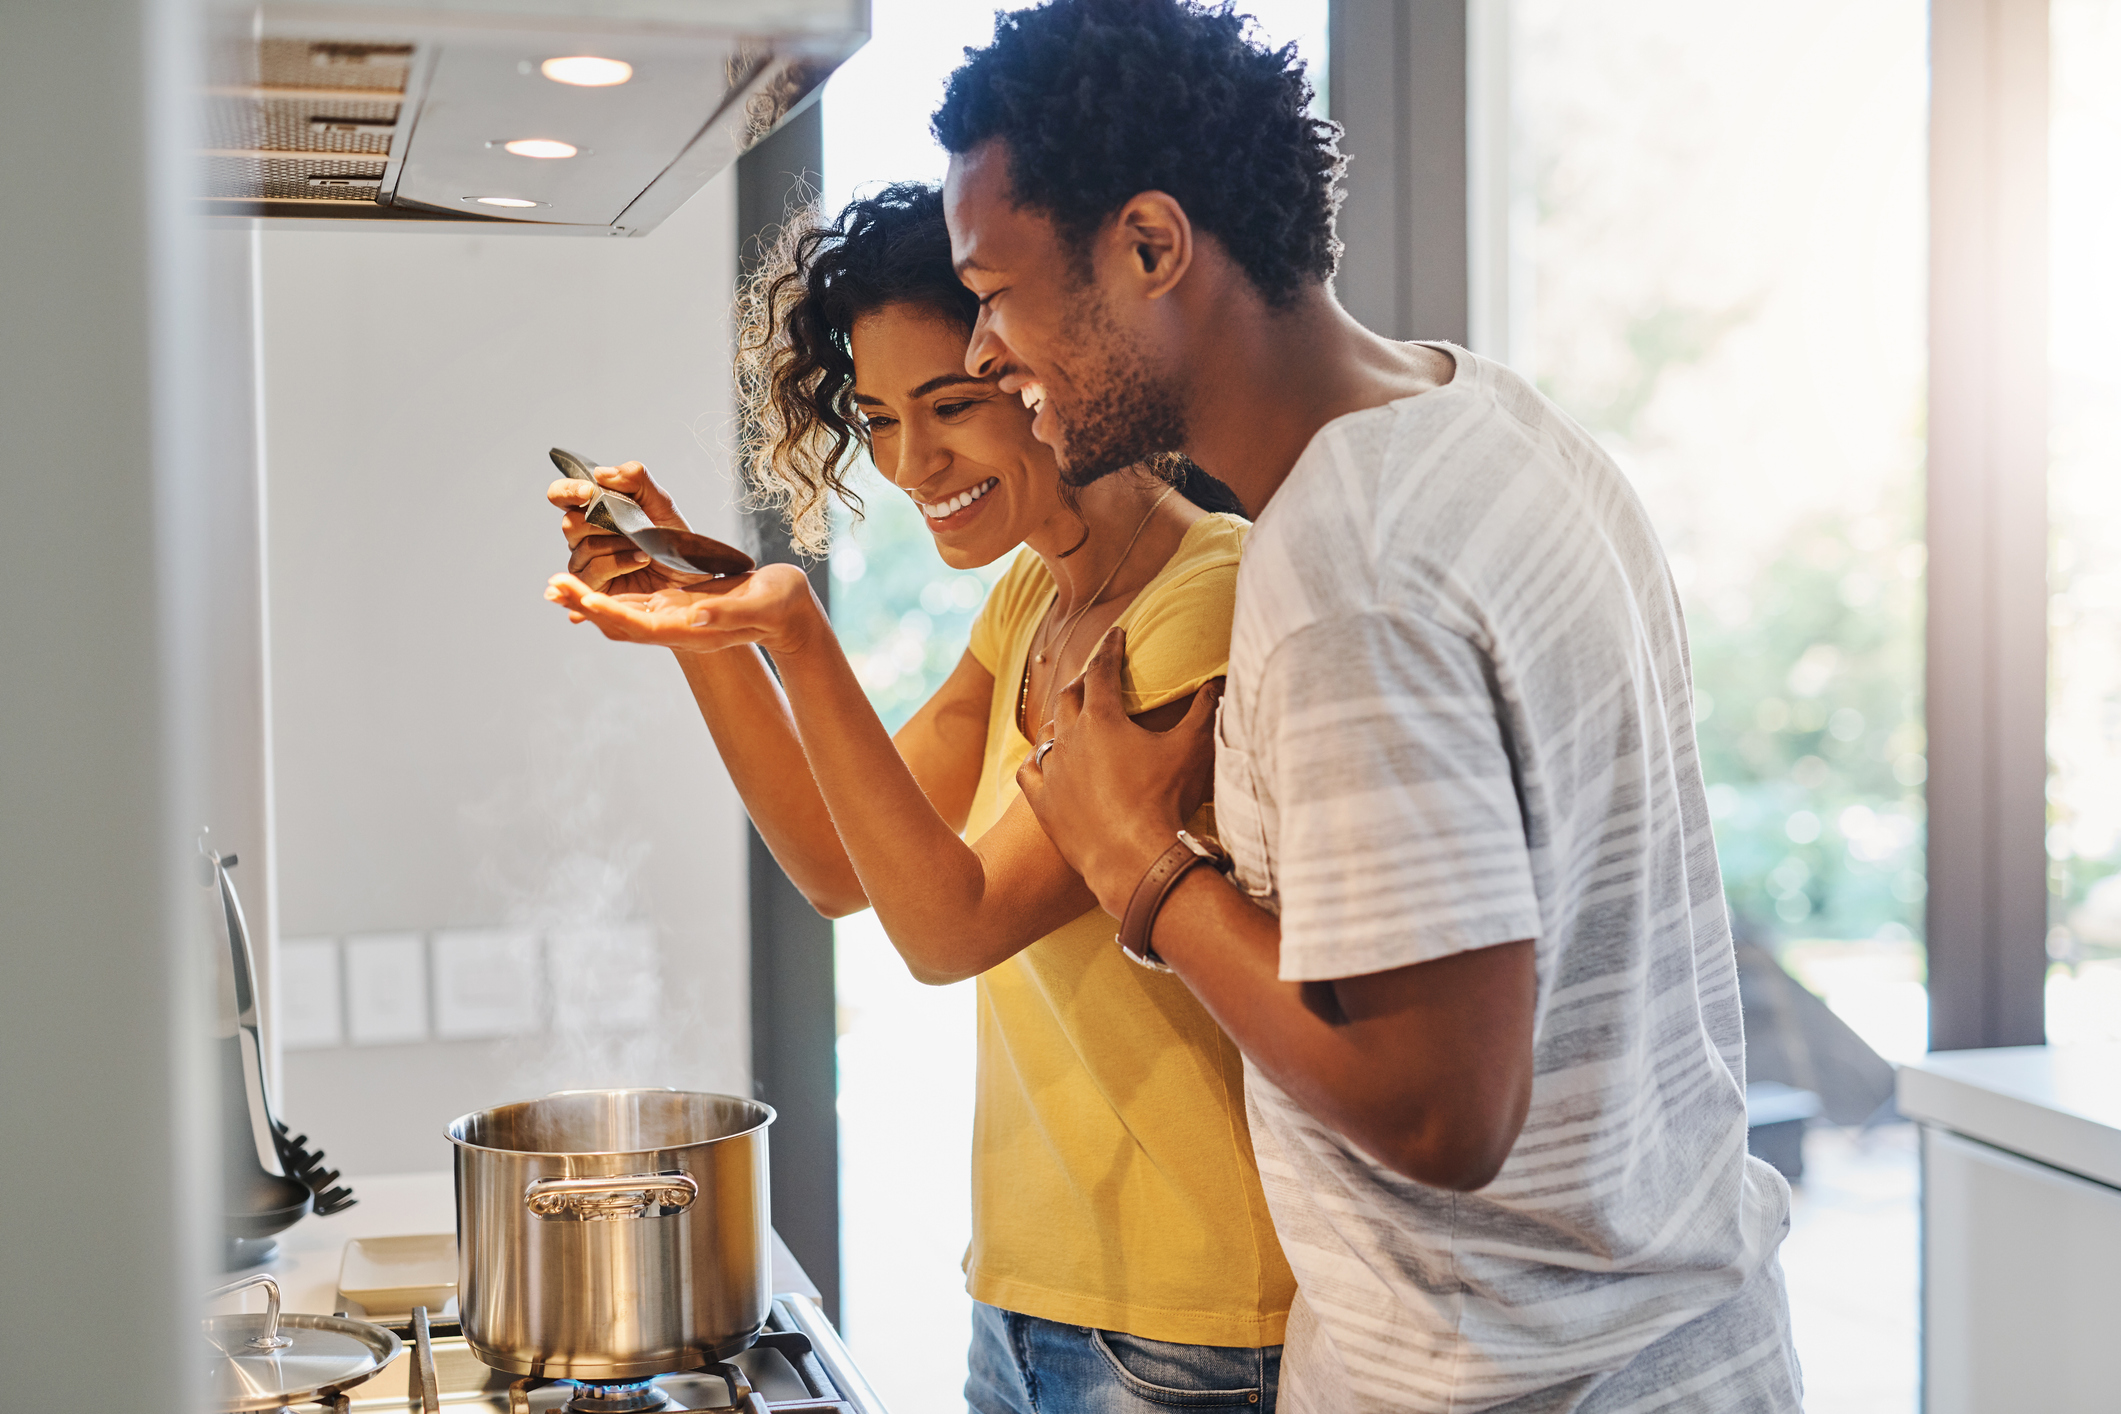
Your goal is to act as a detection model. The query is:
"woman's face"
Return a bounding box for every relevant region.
[850,301,1066,570]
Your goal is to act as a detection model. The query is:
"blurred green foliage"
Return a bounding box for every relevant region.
[828,462,1013,733]
[1681,508,1928,942]
[1540,296,1928,946]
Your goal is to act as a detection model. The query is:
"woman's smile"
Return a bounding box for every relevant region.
[916,475,1001,528]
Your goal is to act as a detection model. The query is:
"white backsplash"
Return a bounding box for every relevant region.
[261,165,751,1176]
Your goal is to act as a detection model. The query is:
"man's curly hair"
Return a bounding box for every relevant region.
[735,183,978,555]
[932,0,1344,306]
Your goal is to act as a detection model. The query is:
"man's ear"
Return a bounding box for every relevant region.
[1109,191,1193,301]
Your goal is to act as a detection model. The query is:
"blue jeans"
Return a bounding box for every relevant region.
[965,1299,1280,1413]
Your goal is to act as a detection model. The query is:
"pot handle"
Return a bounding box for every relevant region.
[204,1272,293,1351]
[523,1172,699,1221]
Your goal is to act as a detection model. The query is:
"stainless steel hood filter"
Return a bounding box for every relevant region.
[201,2,867,235]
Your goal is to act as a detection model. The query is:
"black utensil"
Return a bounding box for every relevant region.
[274,1118,356,1217]
[208,845,357,1231]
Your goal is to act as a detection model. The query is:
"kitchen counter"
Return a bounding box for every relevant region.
[1898,1042,2121,1186]
[1896,1045,2121,1413]
[225,1171,818,1318]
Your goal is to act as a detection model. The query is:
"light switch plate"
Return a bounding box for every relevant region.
[549,922,659,1032]
[431,928,542,1040]
[344,933,429,1045]
[278,937,344,1049]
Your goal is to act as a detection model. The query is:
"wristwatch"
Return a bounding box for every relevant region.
[1116,829,1234,972]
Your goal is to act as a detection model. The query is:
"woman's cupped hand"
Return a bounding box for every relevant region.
[546,560,825,658]
[544,457,825,657]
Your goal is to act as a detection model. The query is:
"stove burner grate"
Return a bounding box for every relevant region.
[381,1306,859,1414]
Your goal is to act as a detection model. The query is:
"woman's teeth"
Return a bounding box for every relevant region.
[918,477,999,521]
[1019,382,1047,414]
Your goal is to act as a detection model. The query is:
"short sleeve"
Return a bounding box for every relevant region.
[1256,609,1544,982]
[967,550,1046,674]
[1116,517,1245,714]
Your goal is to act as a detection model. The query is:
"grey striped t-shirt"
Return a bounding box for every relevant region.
[1214,346,1801,1413]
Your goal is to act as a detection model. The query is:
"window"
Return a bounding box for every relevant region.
[1513,0,1932,1060]
[2044,0,2121,1043]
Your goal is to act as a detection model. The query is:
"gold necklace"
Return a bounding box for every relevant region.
[1020,484,1177,735]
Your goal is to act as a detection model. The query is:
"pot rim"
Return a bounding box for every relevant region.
[444,1087,775,1159]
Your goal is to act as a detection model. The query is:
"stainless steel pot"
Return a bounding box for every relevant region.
[446,1089,774,1380]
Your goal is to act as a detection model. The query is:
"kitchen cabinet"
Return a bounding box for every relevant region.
[1898,1045,2121,1413]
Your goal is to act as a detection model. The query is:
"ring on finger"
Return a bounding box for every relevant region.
[1034,737,1057,766]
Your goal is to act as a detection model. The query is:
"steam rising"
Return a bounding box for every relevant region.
[463,679,729,1098]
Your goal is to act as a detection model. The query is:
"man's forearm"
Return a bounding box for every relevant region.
[1146,867,1534,1191]
[1148,873,1406,1157]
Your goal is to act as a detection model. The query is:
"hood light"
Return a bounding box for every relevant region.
[503,139,577,159]
[540,56,632,87]
[473,196,540,208]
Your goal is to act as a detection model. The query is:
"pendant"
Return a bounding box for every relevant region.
[1034,653,1046,664]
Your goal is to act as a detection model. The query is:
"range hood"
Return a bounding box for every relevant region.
[202,1,867,234]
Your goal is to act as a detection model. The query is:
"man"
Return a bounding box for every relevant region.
[933,3,1802,1411]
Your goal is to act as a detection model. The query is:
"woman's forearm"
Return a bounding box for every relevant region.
[556,560,982,928]
[671,645,869,916]
[770,631,1069,983]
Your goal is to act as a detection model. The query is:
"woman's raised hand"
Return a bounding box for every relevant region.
[546,561,826,658]
[546,459,707,596]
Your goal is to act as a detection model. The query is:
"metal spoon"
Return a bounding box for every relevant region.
[549,447,755,578]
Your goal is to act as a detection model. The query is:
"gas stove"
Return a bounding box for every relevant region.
[299,1296,884,1414]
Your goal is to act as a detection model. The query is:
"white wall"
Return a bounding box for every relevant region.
[261,174,752,1175]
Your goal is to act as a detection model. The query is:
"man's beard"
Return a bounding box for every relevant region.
[1048,296,1188,488]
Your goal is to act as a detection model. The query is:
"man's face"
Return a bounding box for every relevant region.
[943,140,1187,486]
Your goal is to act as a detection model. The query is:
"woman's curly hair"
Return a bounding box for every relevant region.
[736,179,1247,554]
[735,183,977,556]
[931,0,1344,306]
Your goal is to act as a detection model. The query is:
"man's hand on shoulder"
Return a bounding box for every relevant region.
[1015,626,1221,918]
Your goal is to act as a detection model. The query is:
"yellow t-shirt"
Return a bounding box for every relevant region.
[961,512,1293,1348]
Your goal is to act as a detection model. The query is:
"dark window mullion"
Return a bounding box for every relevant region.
[735,102,843,1322]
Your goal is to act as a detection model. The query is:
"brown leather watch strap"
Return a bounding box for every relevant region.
[1116,831,1231,972]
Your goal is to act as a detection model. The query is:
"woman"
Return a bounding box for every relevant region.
[543,184,1291,1412]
